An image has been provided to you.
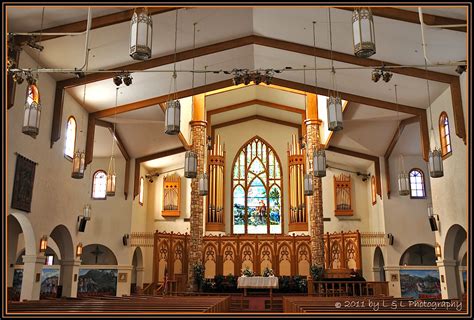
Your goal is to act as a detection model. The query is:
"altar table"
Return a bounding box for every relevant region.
[237,276,279,309]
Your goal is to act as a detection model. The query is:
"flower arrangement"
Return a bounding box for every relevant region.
[262,267,274,277]
[241,266,255,277]
[310,264,324,281]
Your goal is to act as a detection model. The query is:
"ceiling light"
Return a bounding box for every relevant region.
[22,77,41,138]
[123,73,133,86]
[130,7,153,61]
[382,71,393,82]
[352,8,376,58]
[113,75,122,86]
[371,69,381,82]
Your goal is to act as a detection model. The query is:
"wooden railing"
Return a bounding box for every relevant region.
[311,281,389,297]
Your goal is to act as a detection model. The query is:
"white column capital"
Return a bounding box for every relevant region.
[437,259,457,267]
[22,255,45,264]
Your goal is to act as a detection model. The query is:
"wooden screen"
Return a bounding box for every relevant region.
[162,173,180,217]
[288,134,307,231]
[207,135,225,232]
[334,174,353,216]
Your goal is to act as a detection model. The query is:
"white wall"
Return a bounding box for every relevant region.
[427,81,467,248]
[7,51,136,295]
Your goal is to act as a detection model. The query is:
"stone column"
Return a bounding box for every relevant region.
[116,265,133,297]
[304,93,325,268]
[188,94,207,291]
[21,254,45,301]
[437,259,460,299]
[59,259,81,298]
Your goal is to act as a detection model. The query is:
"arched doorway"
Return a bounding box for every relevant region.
[443,224,467,298]
[131,247,144,294]
[399,244,437,266]
[7,213,37,301]
[49,225,75,298]
[373,246,385,281]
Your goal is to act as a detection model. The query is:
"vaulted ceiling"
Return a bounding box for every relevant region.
[7,6,467,171]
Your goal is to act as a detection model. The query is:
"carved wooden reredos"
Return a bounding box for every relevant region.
[152,231,362,282]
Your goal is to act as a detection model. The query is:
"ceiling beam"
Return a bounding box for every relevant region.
[211,114,302,140]
[133,146,187,198]
[336,7,467,33]
[207,99,305,117]
[17,7,179,43]
[326,146,381,198]
[95,119,130,160]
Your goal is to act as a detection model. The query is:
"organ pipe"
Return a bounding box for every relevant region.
[207,134,225,232]
[288,134,308,231]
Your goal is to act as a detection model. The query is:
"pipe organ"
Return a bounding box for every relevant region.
[207,135,225,232]
[334,173,353,216]
[162,173,181,217]
[288,134,307,231]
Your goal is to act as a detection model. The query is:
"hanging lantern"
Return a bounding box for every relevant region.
[429,148,444,178]
[198,173,208,196]
[165,99,181,135]
[313,148,327,177]
[352,7,376,58]
[22,82,41,138]
[83,204,92,221]
[130,7,153,61]
[304,173,314,196]
[76,243,83,257]
[327,95,343,131]
[398,172,410,196]
[71,151,86,179]
[39,235,48,253]
[106,156,116,196]
[184,150,197,178]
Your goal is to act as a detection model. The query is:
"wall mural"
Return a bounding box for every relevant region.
[77,269,117,296]
[400,269,441,299]
[40,268,60,298]
[10,269,23,301]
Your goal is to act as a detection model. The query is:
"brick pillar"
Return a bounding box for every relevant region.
[188,95,206,291]
[304,93,325,268]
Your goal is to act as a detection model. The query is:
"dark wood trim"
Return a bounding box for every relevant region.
[124,159,130,200]
[449,78,467,144]
[136,146,187,163]
[211,114,302,139]
[384,116,419,160]
[384,157,391,199]
[85,114,96,166]
[92,80,233,118]
[419,111,430,162]
[7,47,20,110]
[207,99,305,117]
[19,7,180,43]
[50,83,66,147]
[326,146,381,198]
[133,146,187,199]
[273,78,425,116]
[336,7,467,33]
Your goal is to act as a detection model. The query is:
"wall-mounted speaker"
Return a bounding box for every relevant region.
[429,216,438,231]
[387,233,394,245]
[78,218,87,232]
[123,234,130,246]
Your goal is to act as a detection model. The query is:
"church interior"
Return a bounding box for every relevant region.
[4,4,469,315]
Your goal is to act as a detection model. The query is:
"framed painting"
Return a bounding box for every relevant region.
[11,154,37,212]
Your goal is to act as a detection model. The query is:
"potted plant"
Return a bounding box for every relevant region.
[193,262,205,291]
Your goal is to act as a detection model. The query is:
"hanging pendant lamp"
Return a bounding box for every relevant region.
[130,7,153,61]
[393,85,410,196]
[22,77,41,138]
[304,173,314,196]
[313,148,327,177]
[106,88,119,197]
[72,81,88,179]
[165,10,181,135]
[352,7,376,58]
[184,150,198,178]
[198,173,208,196]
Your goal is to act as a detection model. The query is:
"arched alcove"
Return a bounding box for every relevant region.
[399,244,436,266]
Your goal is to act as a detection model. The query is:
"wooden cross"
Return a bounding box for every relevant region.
[91,245,104,264]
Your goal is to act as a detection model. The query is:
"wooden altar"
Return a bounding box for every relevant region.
[152,231,362,283]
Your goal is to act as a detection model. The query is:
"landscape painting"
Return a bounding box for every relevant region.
[400,269,441,299]
[77,269,117,297]
[10,269,23,301]
[40,268,60,298]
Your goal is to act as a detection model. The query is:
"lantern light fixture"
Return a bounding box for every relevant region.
[76,243,83,257]
[39,235,48,253]
[352,7,376,58]
[435,242,442,258]
[304,173,314,196]
[22,77,41,138]
[184,150,198,178]
[106,87,119,197]
[71,150,86,179]
[326,9,343,132]
[165,10,181,136]
[313,148,327,177]
[130,7,153,61]
[198,173,209,196]
[392,84,410,196]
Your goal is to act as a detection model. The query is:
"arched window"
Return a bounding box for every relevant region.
[439,112,452,157]
[64,116,77,159]
[139,177,144,205]
[92,170,107,199]
[409,168,426,199]
[232,136,282,234]
[371,175,377,205]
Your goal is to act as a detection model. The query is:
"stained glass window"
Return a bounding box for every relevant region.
[92,170,107,199]
[439,112,452,157]
[409,169,426,199]
[232,137,282,234]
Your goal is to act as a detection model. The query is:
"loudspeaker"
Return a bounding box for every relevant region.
[78,218,87,232]
[387,233,394,245]
[429,216,438,231]
[122,234,129,246]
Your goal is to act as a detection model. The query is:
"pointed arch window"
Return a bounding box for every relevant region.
[92,170,107,200]
[439,112,452,157]
[409,168,426,199]
[64,116,77,160]
[232,136,282,234]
